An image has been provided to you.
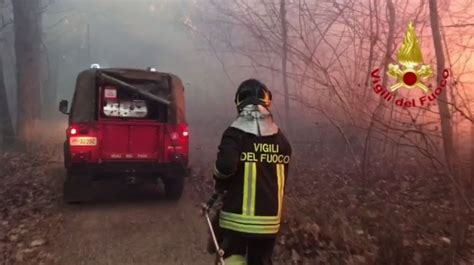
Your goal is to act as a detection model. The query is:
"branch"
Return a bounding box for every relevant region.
[443,23,474,28]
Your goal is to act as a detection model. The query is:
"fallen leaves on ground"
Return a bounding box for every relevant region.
[190,153,474,265]
[0,146,62,265]
[274,155,474,265]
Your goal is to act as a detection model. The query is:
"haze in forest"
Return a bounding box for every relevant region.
[0,1,474,264]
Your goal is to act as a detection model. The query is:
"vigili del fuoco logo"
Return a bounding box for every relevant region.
[371,22,450,108]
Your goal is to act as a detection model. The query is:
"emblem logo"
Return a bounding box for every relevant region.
[387,22,433,92]
[371,22,450,108]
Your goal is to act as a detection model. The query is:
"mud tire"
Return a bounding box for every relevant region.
[163,174,184,200]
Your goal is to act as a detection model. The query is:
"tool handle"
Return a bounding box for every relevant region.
[205,212,225,264]
[203,191,227,264]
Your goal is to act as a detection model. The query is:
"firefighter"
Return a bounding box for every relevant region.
[207,79,292,265]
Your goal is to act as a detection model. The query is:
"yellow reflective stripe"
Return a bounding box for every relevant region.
[277,164,286,217]
[282,164,286,214]
[277,164,282,217]
[242,162,257,216]
[220,211,280,225]
[242,162,250,215]
[249,162,257,216]
[225,255,247,265]
[219,218,280,234]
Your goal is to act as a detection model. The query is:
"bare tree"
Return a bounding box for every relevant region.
[0,3,14,146]
[428,0,471,254]
[12,0,43,144]
[0,54,14,145]
[361,0,396,186]
[429,0,455,180]
[280,0,290,131]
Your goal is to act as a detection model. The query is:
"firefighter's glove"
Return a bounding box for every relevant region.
[214,179,228,194]
[200,203,210,217]
[201,192,219,215]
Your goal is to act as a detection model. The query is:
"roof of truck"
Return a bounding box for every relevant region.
[90,67,179,80]
[79,68,184,84]
[69,68,186,124]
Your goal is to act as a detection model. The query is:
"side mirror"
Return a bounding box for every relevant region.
[59,100,69,115]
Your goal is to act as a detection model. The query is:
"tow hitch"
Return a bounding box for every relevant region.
[125,169,137,185]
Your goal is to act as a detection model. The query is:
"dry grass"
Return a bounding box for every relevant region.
[274,153,474,265]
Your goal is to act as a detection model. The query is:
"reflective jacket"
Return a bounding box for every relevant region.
[214,126,291,237]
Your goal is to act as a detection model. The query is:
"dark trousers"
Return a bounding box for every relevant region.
[220,230,276,265]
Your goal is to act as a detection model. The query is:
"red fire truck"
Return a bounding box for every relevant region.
[59,67,189,203]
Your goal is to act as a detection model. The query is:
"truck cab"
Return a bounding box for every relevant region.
[59,68,188,202]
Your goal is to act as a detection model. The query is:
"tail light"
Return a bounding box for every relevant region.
[170,129,189,140]
[67,123,100,164]
[68,124,97,147]
[168,125,189,143]
[68,125,91,136]
[166,124,189,163]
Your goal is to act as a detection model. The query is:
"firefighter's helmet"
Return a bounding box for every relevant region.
[234,79,272,112]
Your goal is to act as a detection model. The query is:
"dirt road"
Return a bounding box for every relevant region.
[49,178,214,265]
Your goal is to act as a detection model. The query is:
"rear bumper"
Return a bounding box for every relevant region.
[67,161,187,177]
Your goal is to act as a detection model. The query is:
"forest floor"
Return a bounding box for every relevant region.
[192,146,474,265]
[0,145,214,265]
[0,139,473,265]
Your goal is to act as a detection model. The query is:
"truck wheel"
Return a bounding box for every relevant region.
[64,173,93,203]
[163,174,184,200]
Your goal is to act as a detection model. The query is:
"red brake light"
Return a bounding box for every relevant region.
[167,125,188,142]
[70,128,77,135]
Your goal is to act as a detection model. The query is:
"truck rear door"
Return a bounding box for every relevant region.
[100,123,129,158]
[98,85,166,161]
[129,123,161,159]
[99,121,162,161]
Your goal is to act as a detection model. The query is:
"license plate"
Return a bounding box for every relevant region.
[70,137,97,146]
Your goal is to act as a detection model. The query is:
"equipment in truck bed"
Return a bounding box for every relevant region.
[69,68,185,123]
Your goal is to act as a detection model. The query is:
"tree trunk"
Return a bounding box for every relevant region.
[363,0,376,101]
[471,121,474,196]
[428,0,454,175]
[13,0,42,144]
[41,46,58,117]
[361,0,395,185]
[0,55,14,145]
[428,0,464,254]
[280,0,290,132]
